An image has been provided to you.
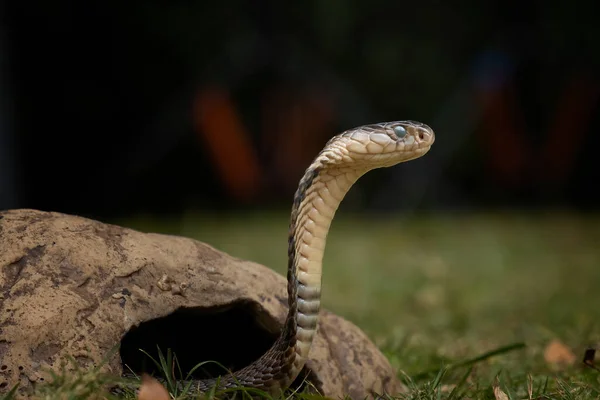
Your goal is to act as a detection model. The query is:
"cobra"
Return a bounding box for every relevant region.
[182,121,435,394]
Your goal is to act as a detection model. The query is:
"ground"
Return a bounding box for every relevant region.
[4,211,599,399]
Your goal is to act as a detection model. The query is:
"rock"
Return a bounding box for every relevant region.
[0,209,402,398]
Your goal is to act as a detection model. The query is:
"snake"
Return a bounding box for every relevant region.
[173,121,435,395]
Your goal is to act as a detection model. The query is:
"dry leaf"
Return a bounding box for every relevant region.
[544,339,576,366]
[493,378,509,400]
[138,374,170,400]
[440,384,456,393]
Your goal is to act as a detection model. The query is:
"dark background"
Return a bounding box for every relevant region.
[1,1,599,220]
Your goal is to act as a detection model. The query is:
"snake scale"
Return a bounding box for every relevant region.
[173,121,435,395]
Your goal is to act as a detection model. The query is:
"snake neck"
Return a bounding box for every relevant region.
[279,155,366,383]
[195,161,364,393]
[195,159,365,394]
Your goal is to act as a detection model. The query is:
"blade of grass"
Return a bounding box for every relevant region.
[413,342,526,380]
[447,366,473,400]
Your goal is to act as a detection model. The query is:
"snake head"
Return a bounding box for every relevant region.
[332,120,435,169]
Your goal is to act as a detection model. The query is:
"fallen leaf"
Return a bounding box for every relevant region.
[440,384,456,393]
[544,339,576,367]
[138,374,170,400]
[493,378,509,400]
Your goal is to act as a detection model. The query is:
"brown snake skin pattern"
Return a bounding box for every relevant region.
[171,121,436,395]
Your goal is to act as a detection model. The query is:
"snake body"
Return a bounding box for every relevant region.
[186,121,435,393]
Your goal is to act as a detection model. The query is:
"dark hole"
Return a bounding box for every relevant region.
[418,132,424,140]
[18,366,23,371]
[119,301,279,380]
[0,382,7,389]
[0,365,6,370]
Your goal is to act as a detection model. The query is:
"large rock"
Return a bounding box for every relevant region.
[0,209,402,398]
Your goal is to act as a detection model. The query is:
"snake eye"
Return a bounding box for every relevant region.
[393,125,407,139]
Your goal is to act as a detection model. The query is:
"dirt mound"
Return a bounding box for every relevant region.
[0,209,402,398]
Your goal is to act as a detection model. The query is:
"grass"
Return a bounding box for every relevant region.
[4,211,599,399]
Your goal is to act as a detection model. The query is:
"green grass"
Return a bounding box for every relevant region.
[5,211,599,399]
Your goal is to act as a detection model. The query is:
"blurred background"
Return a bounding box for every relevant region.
[2,1,600,384]
[2,1,599,217]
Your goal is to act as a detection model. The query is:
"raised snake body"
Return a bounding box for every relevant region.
[181,121,435,394]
